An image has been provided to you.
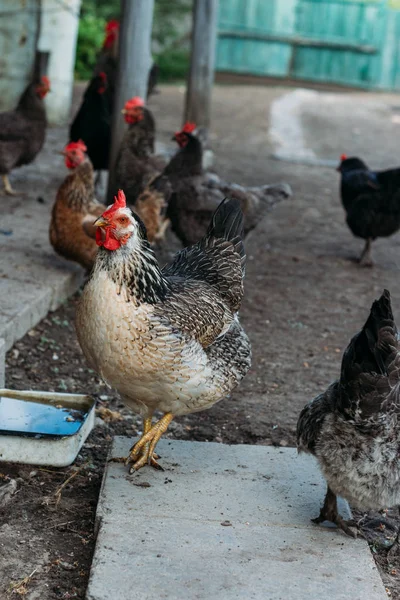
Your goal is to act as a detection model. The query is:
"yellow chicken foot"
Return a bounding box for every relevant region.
[124,416,161,472]
[126,413,174,473]
[136,416,160,460]
[109,417,158,465]
[2,175,17,196]
[312,486,357,538]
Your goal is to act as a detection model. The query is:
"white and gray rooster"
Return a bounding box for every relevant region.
[76,191,251,471]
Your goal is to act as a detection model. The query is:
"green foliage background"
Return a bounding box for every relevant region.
[75,0,192,81]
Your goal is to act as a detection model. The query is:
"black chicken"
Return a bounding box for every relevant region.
[337,154,400,266]
[113,97,166,205]
[92,20,119,101]
[69,72,111,173]
[70,20,159,176]
[297,289,400,537]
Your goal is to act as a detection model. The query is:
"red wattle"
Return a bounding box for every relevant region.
[95,228,121,250]
[65,157,75,170]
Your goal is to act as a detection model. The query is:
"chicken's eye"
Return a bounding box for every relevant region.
[118,216,128,225]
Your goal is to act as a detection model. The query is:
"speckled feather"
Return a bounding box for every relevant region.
[297,289,400,510]
[76,198,251,418]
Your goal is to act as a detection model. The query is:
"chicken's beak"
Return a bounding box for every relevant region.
[94,216,109,228]
[121,108,127,115]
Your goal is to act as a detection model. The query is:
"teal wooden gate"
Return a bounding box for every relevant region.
[216,0,400,90]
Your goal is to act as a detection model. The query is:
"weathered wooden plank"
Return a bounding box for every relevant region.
[216,0,389,89]
[218,30,378,53]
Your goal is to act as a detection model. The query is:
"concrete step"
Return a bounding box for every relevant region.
[86,438,386,600]
[0,126,84,362]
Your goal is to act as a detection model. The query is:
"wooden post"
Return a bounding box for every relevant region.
[107,0,155,202]
[184,0,218,137]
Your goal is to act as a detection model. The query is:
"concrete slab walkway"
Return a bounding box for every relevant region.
[0,127,84,356]
[86,438,386,600]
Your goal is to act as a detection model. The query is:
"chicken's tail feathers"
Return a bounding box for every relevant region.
[341,289,397,382]
[241,183,292,235]
[206,198,245,275]
[369,289,394,330]
[163,198,246,312]
[364,289,397,372]
[338,289,400,418]
[206,197,244,242]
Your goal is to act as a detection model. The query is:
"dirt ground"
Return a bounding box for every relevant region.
[2,82,400,598]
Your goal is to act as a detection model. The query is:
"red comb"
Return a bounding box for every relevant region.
[182,122,196,133]
[106,20,119,32]
[103,190,126,219]
[65,140,87,153]
[103,20,119,48]
[124,97,145,111]
[99,71,107,82]
[340,154,348,161]
[41,75,50,87]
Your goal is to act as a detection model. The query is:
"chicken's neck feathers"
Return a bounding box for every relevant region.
[95,235,170,305]
[16,84,47,121]
[164,135,203,179]
[60,160,95,211]
[126,110,156,157]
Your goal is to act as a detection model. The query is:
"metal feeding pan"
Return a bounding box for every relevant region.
[0,389,95,467]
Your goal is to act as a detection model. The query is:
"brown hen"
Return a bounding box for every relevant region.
[134,174,172,244]
[49,141,104,271]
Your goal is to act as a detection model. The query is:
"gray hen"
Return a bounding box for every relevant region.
[297,289,400,536]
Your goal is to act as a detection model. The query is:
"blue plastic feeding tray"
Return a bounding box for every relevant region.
[0,389,95,466]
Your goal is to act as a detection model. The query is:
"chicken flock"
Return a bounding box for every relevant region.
[4,17,400,543]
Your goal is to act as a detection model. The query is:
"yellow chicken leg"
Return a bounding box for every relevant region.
[2,175,17,196]
[126,412,174,473]
[109,416,157,466]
